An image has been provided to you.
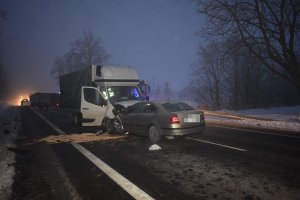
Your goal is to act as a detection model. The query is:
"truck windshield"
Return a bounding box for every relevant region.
[105,86,143,103]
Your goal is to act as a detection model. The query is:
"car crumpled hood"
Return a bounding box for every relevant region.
[114,100,142,108]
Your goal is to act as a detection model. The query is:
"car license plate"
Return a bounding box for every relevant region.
[184,114,201,123]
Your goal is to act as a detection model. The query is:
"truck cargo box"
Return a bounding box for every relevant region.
[59,67,95,110]
[30,93,60,109]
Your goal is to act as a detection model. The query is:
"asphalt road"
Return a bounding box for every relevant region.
[11,107,300,200]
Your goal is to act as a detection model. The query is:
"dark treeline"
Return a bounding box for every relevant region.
[0,65,9,102]
[0,9,8,102]
[190,38,299,110]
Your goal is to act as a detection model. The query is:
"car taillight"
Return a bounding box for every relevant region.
[170,114,180,124]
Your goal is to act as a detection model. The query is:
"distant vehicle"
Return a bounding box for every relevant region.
[20,99,30,106]
[138,80,150,101]
[59,65,144,133]
[120,101,206,143]
[30,93,60,109]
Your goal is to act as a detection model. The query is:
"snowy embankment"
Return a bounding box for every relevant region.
[204,105,300,133]
[0,105,20,199]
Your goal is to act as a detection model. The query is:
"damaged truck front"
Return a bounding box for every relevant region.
[59,65,143,133]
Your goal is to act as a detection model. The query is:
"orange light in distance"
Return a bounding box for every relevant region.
[11,95,29,106]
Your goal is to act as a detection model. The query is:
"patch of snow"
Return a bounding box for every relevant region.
[234,105,300,123]
[205,105,300,133]
[149,144,161,151]
[0,106,20,200]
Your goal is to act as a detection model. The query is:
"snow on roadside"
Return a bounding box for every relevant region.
[206,115,300,133]
[217,105,300,122]
[0,106,20,200]
[204,105,300,133]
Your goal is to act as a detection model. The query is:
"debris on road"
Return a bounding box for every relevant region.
[29,133,127,144]
[96,130,103,136]
[149,144,161,151]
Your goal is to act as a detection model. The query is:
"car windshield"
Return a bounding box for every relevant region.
[105,86,143,103]
[162,102,194,112]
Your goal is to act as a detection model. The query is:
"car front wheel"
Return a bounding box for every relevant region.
[106,118,125,134]
[112,118,125,134]
[149,125,161,144]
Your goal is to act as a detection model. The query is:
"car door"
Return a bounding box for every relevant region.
[81,86,107,126]
[136,103,156,135]
[121,103,141,133]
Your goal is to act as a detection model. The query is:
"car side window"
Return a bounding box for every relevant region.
[127,103,140,113]
[141,104,155,113]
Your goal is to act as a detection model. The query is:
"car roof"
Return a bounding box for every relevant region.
[147,100,183,104]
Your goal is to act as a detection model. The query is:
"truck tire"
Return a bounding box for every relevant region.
[73,113,82,126]
[105,118,114,134]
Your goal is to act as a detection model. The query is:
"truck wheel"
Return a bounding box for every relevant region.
[73,114,82,126]
[105,119,114,134]
[149,125,161,144]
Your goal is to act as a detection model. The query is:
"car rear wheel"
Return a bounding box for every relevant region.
[149,125,161,144]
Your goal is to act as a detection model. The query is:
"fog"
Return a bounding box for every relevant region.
[0,0,203,104]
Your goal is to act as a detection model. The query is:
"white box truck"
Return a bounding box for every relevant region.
[59,65,143,133]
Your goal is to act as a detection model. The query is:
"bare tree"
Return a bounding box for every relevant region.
[191,36,298,109]
[71,30,110,67]
[221,37,267,109]
[191,41,226,109]
[154,85,161,98]
[51,30,110,80]
[163,81,174,100]
[197,0,300,96]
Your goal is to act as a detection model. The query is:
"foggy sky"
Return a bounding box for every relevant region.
[0,0,203,100]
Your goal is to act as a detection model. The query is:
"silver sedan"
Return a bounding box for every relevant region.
[121,101,206,143]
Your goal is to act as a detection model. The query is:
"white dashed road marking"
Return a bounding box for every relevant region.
[31,108,154,200]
